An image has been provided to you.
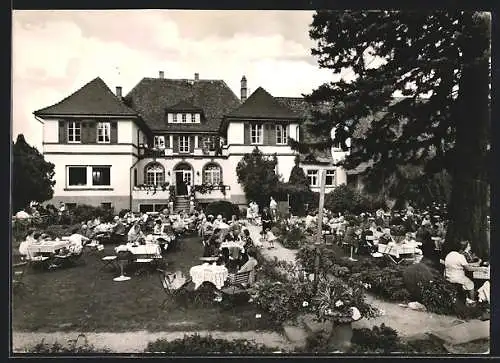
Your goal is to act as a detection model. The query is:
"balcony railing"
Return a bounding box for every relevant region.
[138,145,225,158]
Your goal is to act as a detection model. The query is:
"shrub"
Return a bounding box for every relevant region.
[402,263,437,300]
[144,334,281,354]
[71,204,115,224]
[249,278,316,324]
[118,209,130,218]
[43,224,81,239]
[350,266,411,302]
[205,201,240,221]
[416,277,458,315]
[24,335,110,353]
[279,225,307,249]
[350,324,400,354]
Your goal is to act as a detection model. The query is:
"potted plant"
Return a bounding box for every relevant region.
[312,276,378,352]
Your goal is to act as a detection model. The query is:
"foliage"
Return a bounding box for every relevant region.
[402,262,437,300]
[205,201,240,220]
[24,335,110,353]
[306,325,448,354]
[323,184,384,214]
[12,134,55,213]
[118,209,130,218]
[144,334,281,354]
[296,10,490,258]
[249,278,316,324]
[416,277,458,315]
[350,266,412,302]
[287,155,311,216]
[390,225,407,236]
[43,224,81,239]
[70,204,115,224]
[313,276,378,324]
[277,221,308,249]
[193,183,227,196]
[236,147,280,209]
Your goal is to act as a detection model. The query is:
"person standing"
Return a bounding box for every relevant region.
[261,207,273,242]
[269,197,278,221]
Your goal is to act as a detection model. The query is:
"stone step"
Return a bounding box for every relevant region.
[427,319,489,346]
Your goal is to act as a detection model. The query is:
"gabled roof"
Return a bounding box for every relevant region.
[226,87,302,120]
[124,78,241,132]
[34,77,138,117]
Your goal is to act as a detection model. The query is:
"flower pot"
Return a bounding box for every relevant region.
[327,321,353,352]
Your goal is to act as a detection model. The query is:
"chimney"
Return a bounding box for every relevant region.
[240,75,247,102]
[159,71,164,79]
[115,86,122,98]
[194,73,199,81]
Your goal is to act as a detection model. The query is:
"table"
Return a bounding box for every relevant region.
[115,243,162,258]
[189,263,228,290]
[473,266,490,280]
[26,240,71,255]
[378,243,421,258]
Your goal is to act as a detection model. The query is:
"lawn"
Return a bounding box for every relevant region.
[12,233,276,333]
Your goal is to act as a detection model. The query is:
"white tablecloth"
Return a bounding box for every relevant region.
[189,264,228,290]
[115,243,161,257]
[26,240,71,255]
[378,243,422,258]
[473,266,490,280]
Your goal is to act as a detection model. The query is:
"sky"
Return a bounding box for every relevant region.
[12,10,352,150]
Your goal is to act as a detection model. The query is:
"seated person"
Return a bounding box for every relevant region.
[236,249,258,285]
[127,223,144,244]
[203,237,218,257]
[444,240,480,305]
[153,219,163,235]
[242,229,254,251]
[19,229,37,258]
[461,240,481,264]
[111,216,127,243]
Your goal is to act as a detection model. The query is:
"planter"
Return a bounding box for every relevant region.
[327,321,353,352]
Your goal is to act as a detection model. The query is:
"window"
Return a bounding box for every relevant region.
[202,136,216,151]
[145,163,165,186]
[203,164,222,185]
[134,169,138,187]
[182,114,187,123]
[92,167,111,186]
[176,113,182,123]
[307,169,319,187]
[194,113,200,123]
[179,136,190,153]
[186,113,192,123]
[325,170,335,186]
[154,135,166,149]
[250,124,263,144]
[66,203,76,210]
[276,124,288,145]
[97,122,111,143]
[67,121,81,143]
[139,204,154,213]
[68,167,87,186]
[101,202,112,209]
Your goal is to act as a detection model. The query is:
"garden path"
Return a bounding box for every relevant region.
[244,224,465,340]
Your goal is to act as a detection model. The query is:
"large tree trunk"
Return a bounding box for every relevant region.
[445,14,490,259]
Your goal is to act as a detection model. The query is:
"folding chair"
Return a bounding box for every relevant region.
[100,255,118,271]
[12,261,29,293]
[221,271,252,296]
[134,257,154,276]
[25,247,51,270]
[157,269,191,309]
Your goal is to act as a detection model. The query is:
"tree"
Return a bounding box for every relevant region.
[236,147,280,209]
[287,155,311,216]
[13,134,55,212]
[294,11,490,258]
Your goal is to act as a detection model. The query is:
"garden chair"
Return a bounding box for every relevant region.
[133,257,155,276]
[157,268,191,308]
[220,271,252,297]
[12,261,29,293]
[25,248,51,270]
[100,254,118,272]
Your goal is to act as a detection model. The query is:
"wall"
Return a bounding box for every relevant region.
[227,122,244,144]
[42,120,59,143]
[118,120,134,144]
[48,195,129,212]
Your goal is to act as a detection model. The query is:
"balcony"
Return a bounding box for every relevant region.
[138,145,226,158]
[193,184,231,200]
[132,184,171,200]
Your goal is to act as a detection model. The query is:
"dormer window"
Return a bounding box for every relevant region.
[182,114,187,123]
[167,112,202,123]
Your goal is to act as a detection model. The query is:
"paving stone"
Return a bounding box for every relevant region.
[428,320,489,346]
[282,325,308,348]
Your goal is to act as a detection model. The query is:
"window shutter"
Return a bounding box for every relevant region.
[80,121,88,143]
[195,114,200,123]
[86,121,96,144]
[173,135,179,153]
[110,121,118,143]
[264,124,271,145]
[167,114,173,123]
[165,134,170,148]
[189,135,195,153]
[244,123,250,144]
[58,121,66,143]
[269,124,276,145]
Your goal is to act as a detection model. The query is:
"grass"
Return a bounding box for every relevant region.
[12,233,276,333]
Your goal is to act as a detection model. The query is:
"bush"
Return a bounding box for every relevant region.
[350,266,411,302]
[205,201,240,220]
[71,204,115,224]
[417,277,458,315]
[324,184,377,215]
[279,225,307,249]
[43,224,81,239]
[144,334,281,354]
[402,263,437,300]
[24,335,110,353]
[118,209,130,218]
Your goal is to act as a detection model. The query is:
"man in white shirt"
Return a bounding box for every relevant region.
[67,227,90,254]
[269,197,278,221]
[444,240,479,305]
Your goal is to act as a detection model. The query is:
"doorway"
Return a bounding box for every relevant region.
[174,163,193,196]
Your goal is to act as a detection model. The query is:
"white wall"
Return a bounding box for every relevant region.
[42,120,59,144]
[227,122,244,144]
[46,153,135,196]
[43,144,136,154]
[288,123,299,140]
[118,120,134,144]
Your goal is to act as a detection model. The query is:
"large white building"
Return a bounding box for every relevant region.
[34,72,349,212]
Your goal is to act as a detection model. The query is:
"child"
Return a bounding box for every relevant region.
[266,228,277,249]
